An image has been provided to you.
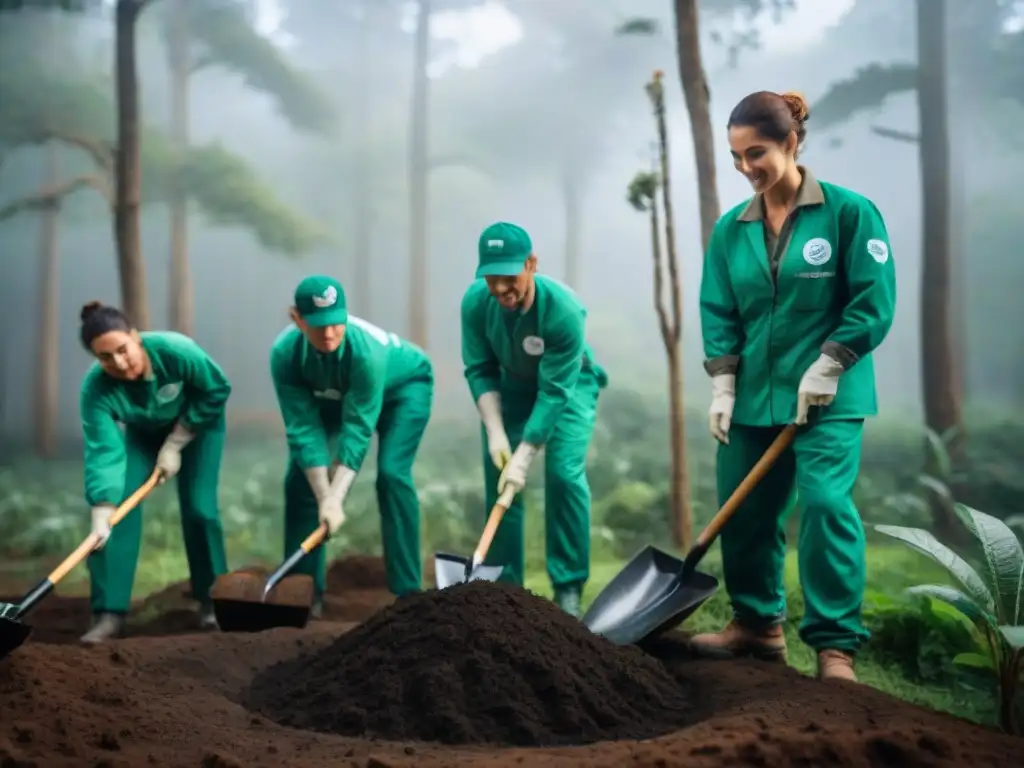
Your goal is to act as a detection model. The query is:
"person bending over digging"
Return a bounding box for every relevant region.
[77,301,233,644]
[270,275,434,616]
[461,222,609,618]
[696,90,897,681]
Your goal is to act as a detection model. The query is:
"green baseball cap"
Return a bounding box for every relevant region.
[476,222,532,278]
[293,275,347,327]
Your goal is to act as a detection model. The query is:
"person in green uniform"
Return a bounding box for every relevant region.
[77,301,232,644]
[695,91,896,681]
[461,222,608,618]
[270,275,433,613]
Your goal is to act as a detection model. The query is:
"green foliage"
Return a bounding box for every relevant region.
[811,63,918,132]
[626,170,658,212]
[181,0,336,135]
[876,503,1024,733]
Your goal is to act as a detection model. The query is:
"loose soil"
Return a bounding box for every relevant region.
[0,555,1019,767]
[248,581,698,746]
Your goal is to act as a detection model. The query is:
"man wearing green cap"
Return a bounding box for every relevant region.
[460,221,608,617]
[270,275,434,610]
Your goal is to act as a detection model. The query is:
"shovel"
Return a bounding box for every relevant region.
[434,485,516,589]
[0,470,162,661]
[212,522,328,632]
[583,424,797,646]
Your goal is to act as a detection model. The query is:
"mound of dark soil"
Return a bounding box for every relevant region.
[248,580,699,746]
[326,553,389,591]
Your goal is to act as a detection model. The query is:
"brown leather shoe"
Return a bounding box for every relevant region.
[79,613,125,645]
[817,649,857,681]
[689,620,787,662]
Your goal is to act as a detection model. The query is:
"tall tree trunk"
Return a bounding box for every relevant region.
[114,0,150,329]
[168,0,193,336]
[651,74,693,550]
[35,143,61,459]
[561,168,581,289]
[407,0,430,348]
[673,0,720,249]
[351,2,374,315]
[916,0,964,536]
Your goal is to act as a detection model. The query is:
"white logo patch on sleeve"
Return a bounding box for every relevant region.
[866,239,889,263]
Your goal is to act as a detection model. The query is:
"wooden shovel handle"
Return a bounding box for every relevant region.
[302,522,330,552]
[473,485,517,563]
[47,469,162,585]
[696,425,797,547]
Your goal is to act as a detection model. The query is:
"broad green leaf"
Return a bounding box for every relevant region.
[999,626,1024,649]
[953,652,996,670]
[907,584,994,628]
[916,474,954,503]
[875,524,995,612]
[1005,514,1024,531]
[953,504,1024,624]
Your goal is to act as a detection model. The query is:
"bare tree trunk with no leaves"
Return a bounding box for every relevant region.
[916,0,964,537]
[168,0,193,336]
[114,0,151,329]
[673,0,720,249]
[650,74,693,551]
[407,0,430,348]
[36,144,61,459]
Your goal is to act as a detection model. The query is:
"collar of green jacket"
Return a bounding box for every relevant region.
[738,166,825,222]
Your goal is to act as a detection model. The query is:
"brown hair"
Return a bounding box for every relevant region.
[79,300,132,350]
[727,90,809,153]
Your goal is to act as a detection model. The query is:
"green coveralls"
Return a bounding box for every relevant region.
[699,168,897,652]
[81,331,231,614]
[461,275,608,591]
[270,317,433,597]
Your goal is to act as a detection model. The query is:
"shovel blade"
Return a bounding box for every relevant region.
[582,544,719,646]
[0,612,32,661]
[211,572,315,633]
[433,553,504,589]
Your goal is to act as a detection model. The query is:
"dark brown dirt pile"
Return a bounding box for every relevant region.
[247,580,699,747]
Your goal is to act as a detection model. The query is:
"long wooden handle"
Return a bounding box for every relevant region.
[696,425,797,547]
[47,469,162,585]
[473,485,517,562]
[302,523,330,552]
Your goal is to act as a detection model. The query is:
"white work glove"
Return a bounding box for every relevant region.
[796,353,845,425]
[498,442,539,495]
[476,391,511,470]
[708,373,736,445]
[155,422,194,482]
[90,504,115,548]
[305,464,357,535]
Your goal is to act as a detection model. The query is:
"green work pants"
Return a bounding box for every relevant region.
[284,379,432,597]
[480,375,601,591]
[88,426,229,614]
[717,420,870,652]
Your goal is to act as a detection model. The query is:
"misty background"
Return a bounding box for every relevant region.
[1,0,1021,446]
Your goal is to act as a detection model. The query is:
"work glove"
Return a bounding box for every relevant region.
[498,442,539,496]
[796,353,845,425]
[708,373,736,445]
[155,422,194,482]
[90,504,115,549]
[476,391,511,470]
[305,464,357,535]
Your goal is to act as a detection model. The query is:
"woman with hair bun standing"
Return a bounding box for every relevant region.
[76,301,232,644]
[696,91,897,681]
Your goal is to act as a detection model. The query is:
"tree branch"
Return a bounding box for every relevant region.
[0,175,110,222]
[191,53,215,74]
[35,128,114,173]
[870,125,920,144]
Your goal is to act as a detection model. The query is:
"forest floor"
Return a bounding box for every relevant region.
[0,554,1019,767]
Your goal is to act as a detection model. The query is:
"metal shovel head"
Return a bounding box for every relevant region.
[211,571,315,633]
[433,553,504,589]
[0,604,31,661]
[582,544,719,646]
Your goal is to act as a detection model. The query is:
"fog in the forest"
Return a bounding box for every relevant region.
[2,0,1022,447]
